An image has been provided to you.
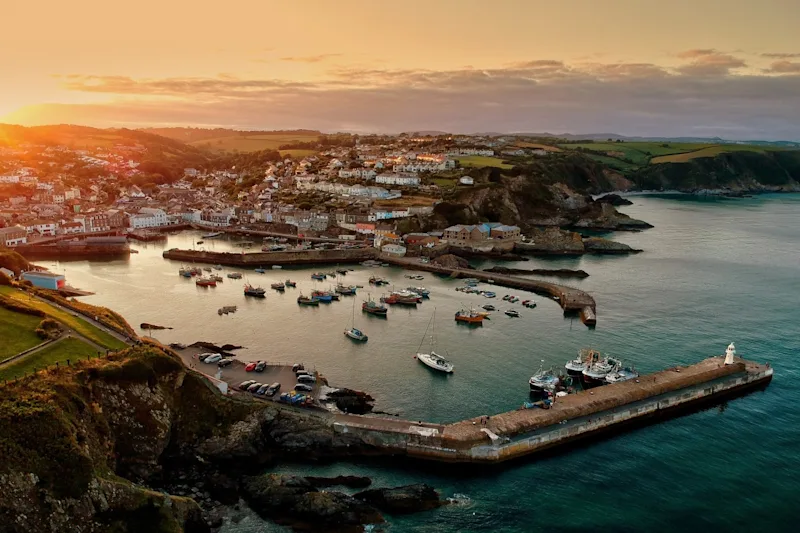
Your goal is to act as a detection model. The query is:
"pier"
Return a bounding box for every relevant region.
[330,356,772,463]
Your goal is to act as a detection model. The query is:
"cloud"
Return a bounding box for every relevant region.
[761,52,800,59]
[279,54,342,63]
[13,57,799,140]
[676,49,747,76]
[766,60,800,74]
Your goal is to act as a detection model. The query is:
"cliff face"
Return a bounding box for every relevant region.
[0,345,364,533]
[629,151,800,192]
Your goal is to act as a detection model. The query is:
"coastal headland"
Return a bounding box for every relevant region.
[161,247,598,326]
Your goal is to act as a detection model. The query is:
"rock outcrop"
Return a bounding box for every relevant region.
[324,388,375,414]
[515,228,641,255]
[432,254,471,269]
[483,266,590,279]
[595,193,633,206]
[354,484,445,514]
[305,475,372,489]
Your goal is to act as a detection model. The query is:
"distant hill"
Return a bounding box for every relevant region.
[140,127,323,153]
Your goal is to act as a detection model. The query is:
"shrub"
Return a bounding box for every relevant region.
[0,295,45,317]
[35,318,62,340]
[0,272,12,286]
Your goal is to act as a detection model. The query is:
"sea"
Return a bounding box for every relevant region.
[46,194,800,532]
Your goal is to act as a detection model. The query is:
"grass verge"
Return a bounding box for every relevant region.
[0,306,43,359]
[0,337,97,381]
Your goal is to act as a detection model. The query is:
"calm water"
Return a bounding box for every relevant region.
[48,195,800,532]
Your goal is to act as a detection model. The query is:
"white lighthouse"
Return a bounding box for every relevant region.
[724,342,736,365]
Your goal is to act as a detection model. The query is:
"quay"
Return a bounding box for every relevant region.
[13,236,131,260]
[331,356,772,463]
[161,247,598,325]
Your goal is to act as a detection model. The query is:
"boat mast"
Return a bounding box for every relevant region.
[417,309,435,353]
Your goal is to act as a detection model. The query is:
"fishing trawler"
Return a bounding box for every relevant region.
[362,297,388,316]
[454,307,483,324]
[244,284,266,298]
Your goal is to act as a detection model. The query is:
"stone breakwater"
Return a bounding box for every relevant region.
[332,356,772,464]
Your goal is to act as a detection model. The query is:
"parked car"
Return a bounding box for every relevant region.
[238,380,255,390]
[218,358,234,367]
[247,383,262,393]
[203,354,222,364]
[297,374,316,384]
[256,384,270,395]
[245,362,257,372]
[279,392,291,403]
[255,361,267,372]
[265,382,281,397]
[294,383,313,392]
[295,369,310,377]
[292,363,304,372]
[198,352,218,362]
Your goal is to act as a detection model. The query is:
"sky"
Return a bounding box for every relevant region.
[3,0,800,139]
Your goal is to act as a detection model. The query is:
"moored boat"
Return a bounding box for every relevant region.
[344,327,368,341]
[529,364,560,394]
[271,282,285,291]
[335,284,357,295]
[311,272,326,281]
[605,362,639,384]
[196,278,217,287]
[210,274,224,282]
[369,276,389,285]
[244,284,266,298]
[254,268,266,274]
[311,289,333,302]
[582,354,620,386]
[203,231,223,238]
[297,293,319,306]
[381,292,420,306]
[284,279,297,287]
[415,310,454,373]
[362,298,388,316]
[565,348,598,376]
[454,307,483,324]
[482,304,496,311]
[405,286,430,298]
[227,272,243,279]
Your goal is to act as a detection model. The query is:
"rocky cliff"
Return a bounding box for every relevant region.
[0,345,376,532]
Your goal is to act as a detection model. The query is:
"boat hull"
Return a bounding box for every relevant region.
[344,330,368,342]
[416,353,454,373]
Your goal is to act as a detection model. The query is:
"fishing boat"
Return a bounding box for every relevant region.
[178,268,192,278]
[381,292,419,306]
[582,354,620,386]
[196,240,204,245]
[369,276,389,286]
[483,291,496,298]
[227,272,243,279]
[362,297,388,316]
[502,295,510,301]
[482,304,496,311]
[406,286,430,298]
[522,300,537,308]
[326,271,338,277]
[254,268,266,274]
[271,282,286,291]
[217,305,237,315]
[415,310,454,373]
[196,278,217,287]
[311,290,333,303]
[210,274,224,282]
[244,284,266,298]
[529,363,559,394]
[605,363,639,384]
[336,269,348,275]
[284,280,297,287]
[335,284,357,295]
[272,265,283,270]
[505,309,520,317]
[203,231,223,238]
[213,265,223,270]
[454,307,483,324]
[344,298,368,342]
[311,273,326,281]
[297,293,319,306]
[203,267,212,272]
[565,348,598,376]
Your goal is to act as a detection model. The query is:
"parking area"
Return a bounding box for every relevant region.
[174,346,319,403]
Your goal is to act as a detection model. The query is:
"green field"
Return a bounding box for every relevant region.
[0,337,97,380]
[191,132,320,153]
[650,145,769,163]
[514,142,562,152]
[455,155,514,169]
[279,149,318,158]
[558,141,781,167]
[0,306,43,360]
[0,287,125,350]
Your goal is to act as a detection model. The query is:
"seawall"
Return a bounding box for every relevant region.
[331,356,772,463]
[162,247,376,267]
[13,242,131,260]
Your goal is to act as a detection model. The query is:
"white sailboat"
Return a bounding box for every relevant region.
[415,309,454,373]
[344,297,368,342]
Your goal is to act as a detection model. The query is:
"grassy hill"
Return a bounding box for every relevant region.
[140,127,323,154]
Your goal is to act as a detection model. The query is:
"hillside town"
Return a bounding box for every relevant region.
[0,132,548,255]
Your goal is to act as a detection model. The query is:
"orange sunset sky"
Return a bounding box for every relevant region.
[3,0,800,138]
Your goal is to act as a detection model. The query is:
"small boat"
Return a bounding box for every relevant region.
[406,286,430,298]
[311,273,326,281]
[203,231,223,238]
[297,293,319,306]
[196,240,204,245]
[254,268,266,274]
[344,298,368,341]
[415,310,454,373]
[335,284,357,295]
[271,282,286,291]
[218,305,237,315]
[344,327,368,341]
[605,363,639,384]
[311,290,333,302]
[179,268,192,278]
[369,276,389,285]
[336,269,349,275]
[203,267,212,272]
[582,354,620,386]
[509,296,519,303]
[381,292,420,306]
[227,272,243,279]
[210,275,224,282]
[196,278,217,287]
[326,271,338,277]
[381,263,390,267]
[213,265,223,270]
[454,307,483,324]
[272,265,283,270]
[482,304,496,311]
[529,364,559,394]
[284,280,297,287]
[483,291,496,298]
[502,295,510,301]
[362,298,388,316]
[505,309,520,317]
[244,284,266,298]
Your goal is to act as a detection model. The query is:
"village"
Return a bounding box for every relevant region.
[0,133,546,255]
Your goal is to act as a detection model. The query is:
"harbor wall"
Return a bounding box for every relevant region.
[162,247,377,267]
[13,242,131,259]
[330,358,772,464]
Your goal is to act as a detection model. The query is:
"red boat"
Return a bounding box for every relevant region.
[380,293,419,306]
[362,299,388,316]
[196,278,217,287]
[454,307,483,324]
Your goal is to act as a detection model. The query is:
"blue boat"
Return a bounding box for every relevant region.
[311,273,326,281]
[254,268,266,274]
[311,290,333,302]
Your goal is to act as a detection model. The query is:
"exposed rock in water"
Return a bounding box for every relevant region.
[325,388,375,414]
[189,341,244,355]
[483,266,589,279]
[570,203,652,231]
[305,475,372,489]
[595,193,633,206]
[449,247,528,261]
[139,322,172,330]
[355,484,445,515]
[583,237,642,254]
[241,474,383,532]
[432,254,471,269]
